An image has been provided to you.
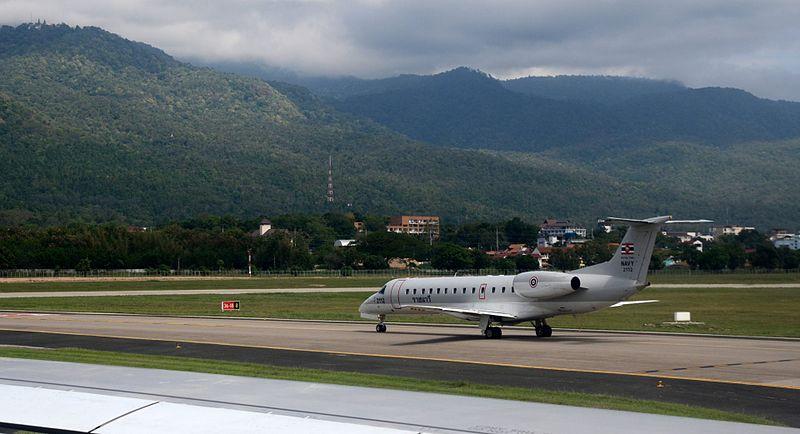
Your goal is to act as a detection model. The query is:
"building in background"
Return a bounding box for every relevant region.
[773,234,799,250]
[250,219,273,237]
[334,239,357,247]
[710,225,755,237]
[386,215,440,239]
[538,219,587,246]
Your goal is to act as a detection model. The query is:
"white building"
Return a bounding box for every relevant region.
[710,225,755,238]
[539,219,587,245]
[334,239,357,247]
[774,235,799,250]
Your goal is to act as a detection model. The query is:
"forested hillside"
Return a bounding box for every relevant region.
[324,67,800,152]
[0,23,798,228]
[0,23,651,226]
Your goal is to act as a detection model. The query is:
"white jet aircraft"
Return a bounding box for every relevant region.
[359,216,710,338]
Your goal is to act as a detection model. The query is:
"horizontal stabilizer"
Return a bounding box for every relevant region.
[665,219,714,224]
[610,300,659,308]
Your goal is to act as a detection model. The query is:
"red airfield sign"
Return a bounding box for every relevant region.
[221,300,240,311]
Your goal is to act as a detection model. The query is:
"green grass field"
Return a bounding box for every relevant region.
[0,347,778,426]
[0,277,388,292]
[1,287,797,337]
[0,271,798,293]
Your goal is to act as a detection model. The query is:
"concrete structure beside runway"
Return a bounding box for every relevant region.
[0,358,796,434]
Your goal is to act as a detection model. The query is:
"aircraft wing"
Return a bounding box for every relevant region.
[610,300,659,308]
[399,304,517,320]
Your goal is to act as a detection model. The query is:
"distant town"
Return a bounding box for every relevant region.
[1,213,797,274]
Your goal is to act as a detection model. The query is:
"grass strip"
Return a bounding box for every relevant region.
[1,272,799,293]
[0,346,778,426]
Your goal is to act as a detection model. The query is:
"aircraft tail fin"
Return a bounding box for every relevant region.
[575,216,711,283]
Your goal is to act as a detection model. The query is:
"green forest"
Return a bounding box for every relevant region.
[0,23,799,229]
[1,213,796,273]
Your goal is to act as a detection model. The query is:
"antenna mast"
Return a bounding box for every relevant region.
[326,154,334,204]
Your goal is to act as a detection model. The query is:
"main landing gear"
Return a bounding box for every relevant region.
[483,326,502,339]
[534,319,553,338]
[480,315,502,339]
[375,314,387,333]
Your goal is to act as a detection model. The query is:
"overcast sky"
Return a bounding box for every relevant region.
[2,0,799,100]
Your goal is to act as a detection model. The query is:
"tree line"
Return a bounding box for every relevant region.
[0,214,541,272]
[1,213,796,272]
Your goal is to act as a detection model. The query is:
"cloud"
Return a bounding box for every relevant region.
[1,0,799,99]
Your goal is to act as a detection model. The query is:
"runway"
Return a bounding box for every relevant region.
[1,312,797,387]
[0,312,799,425]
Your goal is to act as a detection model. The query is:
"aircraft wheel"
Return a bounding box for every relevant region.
[484,327,502,339]
[376,323,387,333]
[535,324,552,338]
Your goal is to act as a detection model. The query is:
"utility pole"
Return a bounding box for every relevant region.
[247,249,252,277]
[495,227,500,252]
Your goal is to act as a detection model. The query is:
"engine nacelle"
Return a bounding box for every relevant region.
[513,271,581,300]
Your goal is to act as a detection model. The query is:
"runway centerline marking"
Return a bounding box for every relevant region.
[0,327,798,391]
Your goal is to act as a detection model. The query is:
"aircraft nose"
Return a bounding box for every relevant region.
[359,295,375,313]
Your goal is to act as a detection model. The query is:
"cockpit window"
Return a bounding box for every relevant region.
[378,285,386,294]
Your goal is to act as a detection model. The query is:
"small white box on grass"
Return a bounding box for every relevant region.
[674,311,691,322]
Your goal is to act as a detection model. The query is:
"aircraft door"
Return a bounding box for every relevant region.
[478,283,487,300]
[390,279,406,309]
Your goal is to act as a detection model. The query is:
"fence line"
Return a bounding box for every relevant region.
[0,267,798,279]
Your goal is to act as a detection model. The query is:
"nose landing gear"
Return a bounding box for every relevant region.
[534,319,553,338]
[375,315,387,333]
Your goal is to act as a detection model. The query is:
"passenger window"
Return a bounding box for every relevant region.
[445,288,448,294]
[413,288,417,294]
[406,289,409,294]
[492,287,496,293]
[472,287,476,294]
[463,288,466,294]
[511,287,515,293]
[502,287,506,293]
[437,288,440,294]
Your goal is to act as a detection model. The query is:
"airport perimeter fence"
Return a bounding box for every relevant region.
[0,267,799,279]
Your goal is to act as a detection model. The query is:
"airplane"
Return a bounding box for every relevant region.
[359,216,711,338]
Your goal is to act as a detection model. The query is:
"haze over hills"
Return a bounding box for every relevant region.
[0,23,798,228]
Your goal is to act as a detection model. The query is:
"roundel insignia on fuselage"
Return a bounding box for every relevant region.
[529,276,538,288]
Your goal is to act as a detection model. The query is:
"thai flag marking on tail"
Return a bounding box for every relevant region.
[621,242,635,255]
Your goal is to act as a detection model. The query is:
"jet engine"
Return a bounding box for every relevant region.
[513,271,581,300]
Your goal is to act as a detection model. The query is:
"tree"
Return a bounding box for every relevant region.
[75,257,91,276]
[515,254,539,271]
[776,247,799,269]
[549,248,580,271]
[431,243,473,270]
[750,244,779,269]
[504,217,539,245]
[649,249,666,270]
[697,245,729,270]
[358,231,429,260]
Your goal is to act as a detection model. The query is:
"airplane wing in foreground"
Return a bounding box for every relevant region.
[400,304,517,320]
[610,300,659,308]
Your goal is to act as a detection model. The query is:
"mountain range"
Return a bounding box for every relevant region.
[0,23,798,228]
